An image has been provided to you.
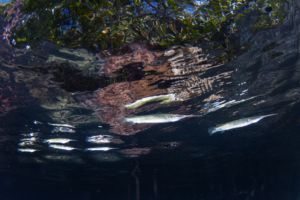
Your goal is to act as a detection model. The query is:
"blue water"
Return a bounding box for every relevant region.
[0,0,10,3]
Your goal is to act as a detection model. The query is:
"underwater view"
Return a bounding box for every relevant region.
[0,0,300,199]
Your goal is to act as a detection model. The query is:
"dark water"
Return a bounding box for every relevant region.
[1,101,300,200]
[1,1,300,200]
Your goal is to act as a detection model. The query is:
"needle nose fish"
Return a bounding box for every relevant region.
[44,138,75,144]
[209,114,277,135]
[85,147,116,152]
[124,94,179,109]
[125,114,200,124]
[49,144,77,151]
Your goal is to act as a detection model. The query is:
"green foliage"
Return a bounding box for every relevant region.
[0,2,12,14]
[9,0,288,50]
[252,0,287,31]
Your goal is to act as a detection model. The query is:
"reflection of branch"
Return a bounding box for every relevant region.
[132,160,141,200]
[153,169,158,200]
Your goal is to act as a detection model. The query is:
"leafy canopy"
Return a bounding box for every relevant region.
[7,0,287,50]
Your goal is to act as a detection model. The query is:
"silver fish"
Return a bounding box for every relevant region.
[20,137,38,142]
[49,144,77,151]
[125,114,199,124]
[51,126,76,133]
[85,147,116,152]
[18,148,39,153]
[48,123,75,128]
[18,141,36,147]
[125,94,179,109]
[86,135,113,144]
[209,114,277,135]
[44,138,75,144]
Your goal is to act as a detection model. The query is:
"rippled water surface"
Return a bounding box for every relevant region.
[1,1,300,200]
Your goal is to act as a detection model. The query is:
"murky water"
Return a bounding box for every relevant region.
[1,0,300,200]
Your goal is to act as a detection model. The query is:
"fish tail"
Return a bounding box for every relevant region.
[208,127,216,135]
